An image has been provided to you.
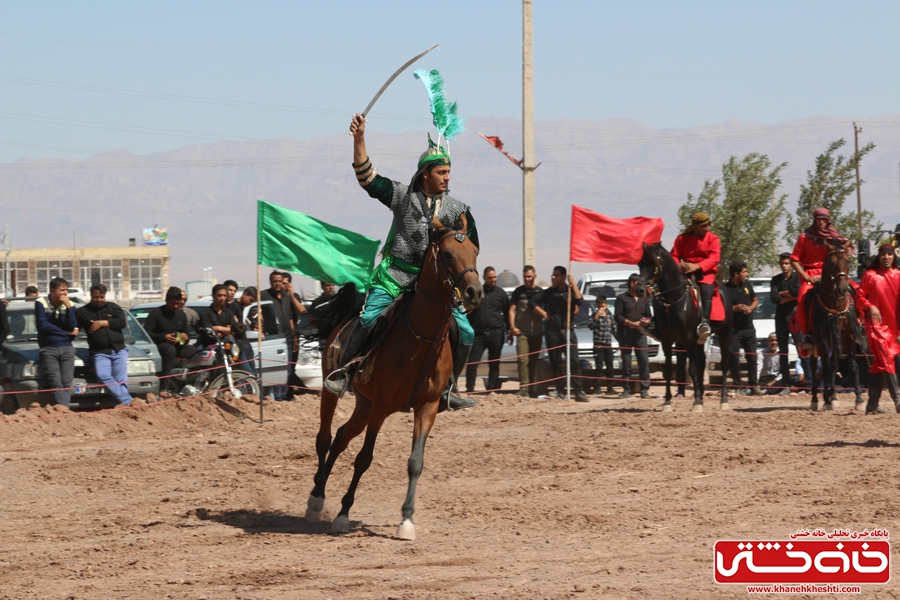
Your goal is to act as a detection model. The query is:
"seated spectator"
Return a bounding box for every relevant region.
[76,284,133,406]
[144,287,198,394]
[180,290,200,336]
[24,286,39,298]
[198,284,239,347]
[757,333,790,396]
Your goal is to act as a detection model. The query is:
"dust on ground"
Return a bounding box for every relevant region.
[1,388,899,599]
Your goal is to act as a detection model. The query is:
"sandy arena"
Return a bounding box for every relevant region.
[2,388,899,600]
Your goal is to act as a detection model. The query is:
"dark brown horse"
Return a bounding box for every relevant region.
[305,215,482,540]
[807,240,865,410]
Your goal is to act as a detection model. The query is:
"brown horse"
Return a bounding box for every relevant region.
[305,215,482,540]
[807,240,865,410]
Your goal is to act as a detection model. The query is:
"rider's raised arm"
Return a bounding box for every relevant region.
[351,113,395,209]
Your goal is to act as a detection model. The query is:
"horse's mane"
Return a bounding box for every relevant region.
[307,283,364,341]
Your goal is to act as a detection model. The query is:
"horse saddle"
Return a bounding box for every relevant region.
[329,292,414,376]
[686,279,726,323]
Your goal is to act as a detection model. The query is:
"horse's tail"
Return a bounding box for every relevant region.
[309,283,364,341]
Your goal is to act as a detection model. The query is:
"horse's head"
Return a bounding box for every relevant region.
[638,242,665,288]
[823,240,852,295]
[423,214,483,313]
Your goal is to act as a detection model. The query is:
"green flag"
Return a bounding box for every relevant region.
[257,200,380,290]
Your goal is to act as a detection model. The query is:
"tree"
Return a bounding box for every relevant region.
[678,153,787,280]
[784,138,877,246]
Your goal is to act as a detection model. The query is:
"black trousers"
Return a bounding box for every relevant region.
[699,282,714,320]
[593,347,616,390]
[619,333,649,392]
[157,343,200,391]
[731,327,758,386]
[465,330,504,392]
[545,328,582,393]
[775,316,792,386]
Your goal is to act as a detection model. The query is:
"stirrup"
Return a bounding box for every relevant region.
[323,368,350,397]
[696,322,711,344]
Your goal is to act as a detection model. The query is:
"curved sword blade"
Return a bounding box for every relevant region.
[361,43,438,117]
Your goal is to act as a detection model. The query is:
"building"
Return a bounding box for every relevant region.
[2,245,170,300]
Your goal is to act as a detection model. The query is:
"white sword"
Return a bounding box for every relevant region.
[349,43,439,134]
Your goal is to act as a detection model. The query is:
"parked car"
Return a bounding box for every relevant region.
[0,302,159,413]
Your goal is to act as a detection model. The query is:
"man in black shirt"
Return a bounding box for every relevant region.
[769,252,799,395]
[261,271,295,400]
[75,283,133,406]
[145,286,198,393]
[529,265,589,402]
[615,274,652,399]
[509,266,543,397]
[725,261,760,395]
[465,267,510,392]
[223,279,241,317]
[198,284,240,347]
[0,300,8,351]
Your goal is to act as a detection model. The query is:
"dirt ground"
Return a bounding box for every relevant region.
[2,386,900,600]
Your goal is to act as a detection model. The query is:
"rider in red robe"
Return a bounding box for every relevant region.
[790,207,850,353]
[855,243,900,413]
[670,211,721,343]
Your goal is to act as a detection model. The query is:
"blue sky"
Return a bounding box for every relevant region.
[2,0,899,162]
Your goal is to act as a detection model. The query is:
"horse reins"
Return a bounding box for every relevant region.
[646,255,688,310]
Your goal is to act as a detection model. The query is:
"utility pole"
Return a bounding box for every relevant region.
[854,122,863,238]
[3,225,9,295]
[522,0,536,267]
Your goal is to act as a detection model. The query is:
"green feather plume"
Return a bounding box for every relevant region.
[413,69,466,141]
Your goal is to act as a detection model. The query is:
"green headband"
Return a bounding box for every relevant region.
[417,133,451,171]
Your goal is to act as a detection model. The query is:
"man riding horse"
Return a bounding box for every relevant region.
[322,113,479,411]
[790,207,851,355]
[669,212,721,343]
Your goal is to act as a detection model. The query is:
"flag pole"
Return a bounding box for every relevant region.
[566,259,572,401]
[257,265,263,425]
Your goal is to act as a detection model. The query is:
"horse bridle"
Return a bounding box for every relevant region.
[413,227,477,314]
[645,254,688,309]
[819,247,852,303]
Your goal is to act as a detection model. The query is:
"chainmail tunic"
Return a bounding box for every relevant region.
[384,181,470,289]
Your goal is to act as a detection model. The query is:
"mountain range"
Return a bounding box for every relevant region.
[3,114,900,288]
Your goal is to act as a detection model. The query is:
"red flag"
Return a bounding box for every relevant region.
[570,205,664,264]
[477,132,523,167]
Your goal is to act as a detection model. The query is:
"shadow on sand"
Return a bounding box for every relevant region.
[189,507,394,538]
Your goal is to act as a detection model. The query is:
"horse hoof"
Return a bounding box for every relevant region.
[719,402,731,411]
[305,507,322,522]
[691,404,703,413]
[661,403,673,412]
[397,519,416,541]
[823,403,834,412]
[855,401,866,412]
[307,495,324,512]
[809,402,818,411]
[331,514,350,534]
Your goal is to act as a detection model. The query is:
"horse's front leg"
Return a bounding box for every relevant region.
[306,396,370,522]
[661,348,674,412]
[306,391,339,519]
[398,398,439,540]
[824,351,839,410]
[330,409,387,534]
